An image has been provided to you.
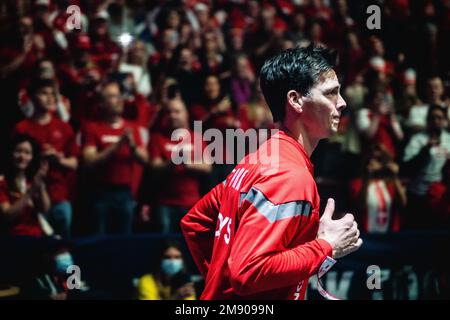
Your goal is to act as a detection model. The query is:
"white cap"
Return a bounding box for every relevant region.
[194,3,208,12]
[35,0,50,6]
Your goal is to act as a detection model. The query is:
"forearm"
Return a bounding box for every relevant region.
[229,238,332,296]
[0,193,32,222]
[58,157,78,170]
[185,163,212,174]
[83,144,119,168]
[403,145,431,171]
[365,116,380,138]
[181,183,223,277]
[35,187,51,213]
[391,119,404,140]
[0,53,27,77]
[132,147,149,165]
[394,178,407,207]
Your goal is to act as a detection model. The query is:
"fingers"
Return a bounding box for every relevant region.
[347,238,363,253]
[347,221,358,237]
[321,198,335,221]
[335,237,363,259]
[341,213,355,225]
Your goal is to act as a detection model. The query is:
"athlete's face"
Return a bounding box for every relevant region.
[301,70,346,139]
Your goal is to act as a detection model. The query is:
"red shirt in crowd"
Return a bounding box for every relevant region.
[14,116,78,204]
[0,176,43,237]
[190,100,236,162]
[81,119,144,189]
[349,178,402,233]
[149,130,206,209]
[427,182,450,226]
[181,130,332,300]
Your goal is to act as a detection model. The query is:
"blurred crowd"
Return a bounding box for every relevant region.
[0,0,450,299]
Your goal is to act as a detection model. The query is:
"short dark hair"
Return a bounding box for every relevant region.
[427,103,447,124]
[259,45,338,122]
[27,77,55,97]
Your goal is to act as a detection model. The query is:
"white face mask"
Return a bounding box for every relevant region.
[160,258,183,276]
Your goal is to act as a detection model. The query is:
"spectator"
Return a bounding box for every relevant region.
[14,78,78,238]
[229,54,255,106]
[149,28,179,87]
[18,58,71,122]
[397,68,423,130]
[149,98,211,233]
[0,16,45,84]
[403,104,450,228]
[237,80,273,131]
[287,9,307,45]
[198,31,229,78]
[88,12,120,72]
[0,135,50,237]
[190,75,237,182]
[23,243,90,300]
[169,46,202,107]
[137,241,196,300]
[406,76,448,133]
[81,79,148,235]
[119,40,152,98]
[356,87,404,158]
[349,144,407,234]
[427,159,450,228]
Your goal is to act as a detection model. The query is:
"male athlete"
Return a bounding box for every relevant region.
[181,45,363,300]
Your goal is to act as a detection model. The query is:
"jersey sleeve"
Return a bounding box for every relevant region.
[228,169,332,296]
[81,123,98,149]
[180,181,225,278]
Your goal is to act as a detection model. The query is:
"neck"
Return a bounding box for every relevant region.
[279,119,319,157]
[33,109,51,124]
[16,170,26,179]
[104,114,122,124]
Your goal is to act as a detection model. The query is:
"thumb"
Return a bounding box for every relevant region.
[321,198,335,221]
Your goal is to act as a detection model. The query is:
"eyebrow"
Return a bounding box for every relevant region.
[322,84,341,93]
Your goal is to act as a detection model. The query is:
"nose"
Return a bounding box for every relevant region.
[337,93,347,111]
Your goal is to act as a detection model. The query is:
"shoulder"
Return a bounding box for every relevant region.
[0,175,8,190]
[138,274,157,287]
[253,165,317,205]
[408,132,428,143]
[150,132,165,143]
[82,121,101,133]
[14,119,30,132]
[52,117,74,133]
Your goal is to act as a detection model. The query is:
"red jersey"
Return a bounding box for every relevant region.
[149,130,205,209]
[181,130,332,300]
[14,116,78,204]
[81,119,145,188]
[349,178,401,233]
[0,176,43,237]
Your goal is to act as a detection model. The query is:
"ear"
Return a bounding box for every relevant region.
[287,90,303,114]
